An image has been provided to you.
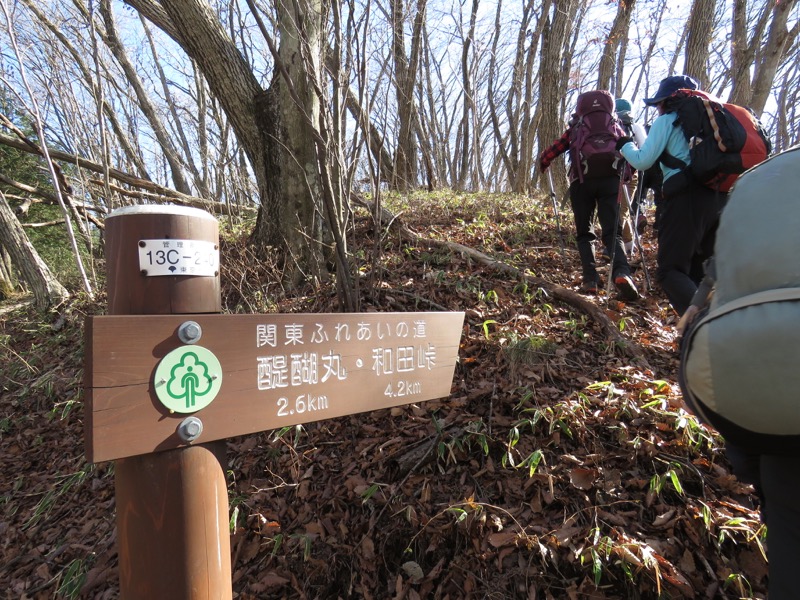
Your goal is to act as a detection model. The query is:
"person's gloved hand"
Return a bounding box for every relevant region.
[539,158,548,173]
[677,304,700,335]
[615,136,633,151]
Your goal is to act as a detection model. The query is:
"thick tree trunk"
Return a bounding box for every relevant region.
[683,0,716,86]
[127,0,327,285]
[728,0,797,116]
[596,0,636,93]
[250,0,326,285]
[0,244,15,299]
[536,0,576,197]
[0,192,69,309]
[391,0,425,191]
[749,0,799,116]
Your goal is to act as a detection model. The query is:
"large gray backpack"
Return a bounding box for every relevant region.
[679,145,800,453]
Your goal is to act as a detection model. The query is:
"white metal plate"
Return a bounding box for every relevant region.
[137,239,219,277]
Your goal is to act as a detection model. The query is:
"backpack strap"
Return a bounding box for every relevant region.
[697,288,800,328]
[658,150,686,170]
[657,110,688,170]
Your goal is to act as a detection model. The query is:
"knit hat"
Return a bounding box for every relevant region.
[643,75,699,106]
[614,98,632,114]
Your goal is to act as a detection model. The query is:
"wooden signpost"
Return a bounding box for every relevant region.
[84,205,464,599]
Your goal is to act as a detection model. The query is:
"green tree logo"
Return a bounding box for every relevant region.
[166,351,213,409]
[155,345,223,414]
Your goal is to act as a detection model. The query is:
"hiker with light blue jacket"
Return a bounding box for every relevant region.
[615,75,726,317]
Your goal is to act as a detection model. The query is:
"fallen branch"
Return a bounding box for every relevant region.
[353,195,650,367]
[0,132,256,218]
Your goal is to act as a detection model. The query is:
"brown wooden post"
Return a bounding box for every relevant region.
[105,206,231,599]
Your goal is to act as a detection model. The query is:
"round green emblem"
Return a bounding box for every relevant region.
[154,345,222,413]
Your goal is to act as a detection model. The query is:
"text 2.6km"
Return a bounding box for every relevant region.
[276,393,329,417]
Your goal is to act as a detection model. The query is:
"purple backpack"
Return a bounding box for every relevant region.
[569,90,625,182]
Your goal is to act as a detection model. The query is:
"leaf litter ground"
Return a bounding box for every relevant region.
[0,192,768,599]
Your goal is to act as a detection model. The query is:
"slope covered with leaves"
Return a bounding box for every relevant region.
[0,192,767,599]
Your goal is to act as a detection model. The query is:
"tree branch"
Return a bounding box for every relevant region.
[0,132,254,217]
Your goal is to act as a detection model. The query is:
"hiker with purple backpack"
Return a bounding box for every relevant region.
[539,90,639,300]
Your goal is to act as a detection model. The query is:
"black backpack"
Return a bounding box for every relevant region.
[660,89,771,192]
[618,112,634,137]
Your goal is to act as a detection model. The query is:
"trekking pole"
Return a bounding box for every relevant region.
[623,182,652,291]
[631,169,644,224]
[606,183,623,297]
[546,169,566,257]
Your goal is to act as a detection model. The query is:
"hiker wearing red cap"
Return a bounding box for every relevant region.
[615,75,727,317]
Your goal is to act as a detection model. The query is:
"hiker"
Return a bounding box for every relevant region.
[678,146,800,600]
[539,90,639,300]
[614,98,648,251]
[615,75,725,316]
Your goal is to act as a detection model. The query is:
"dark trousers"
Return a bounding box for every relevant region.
[656,179,726,315]
[569,176,631,283]
[726,444,800,600]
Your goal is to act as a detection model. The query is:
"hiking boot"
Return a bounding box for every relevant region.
[614,275,640,301]
[580,279,599,294]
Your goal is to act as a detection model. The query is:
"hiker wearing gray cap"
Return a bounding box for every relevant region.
[615,75,727,317]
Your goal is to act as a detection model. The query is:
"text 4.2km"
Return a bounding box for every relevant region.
[384,381,422,398]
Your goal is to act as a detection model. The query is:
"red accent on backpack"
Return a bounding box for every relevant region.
[569,90,626,183]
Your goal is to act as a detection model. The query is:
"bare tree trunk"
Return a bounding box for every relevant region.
[0,191,68,309]
[486,0,510,189]
[391,0,425,191]
[596,0,636,93]
[0,243,16,299]
[774,64,799,151]
[253,0,326,285]
[454,0,479,191]
[727,0,797,117]
[19,0,151,181]
[487,0,551,193]
[683,0,716,86]
[139,15,211,198]
[629,0,667,103]
[128,0,328,287]
[728,0,759,105]
[0,1,95,298]
[97,0,191,195]
[749,0,799,115]
[507,0,548,194]
[419,25,448,188]
[537,0,576,197]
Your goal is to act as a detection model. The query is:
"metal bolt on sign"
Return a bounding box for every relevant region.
[178,320,202,344]
[177,417,204,442]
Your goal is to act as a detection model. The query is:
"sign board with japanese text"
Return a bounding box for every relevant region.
[84,311,464,463]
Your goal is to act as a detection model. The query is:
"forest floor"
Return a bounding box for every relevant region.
[0,191,768,599]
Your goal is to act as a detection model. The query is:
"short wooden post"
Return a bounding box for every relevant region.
[105,206,231,599]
